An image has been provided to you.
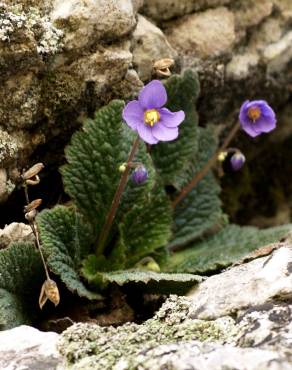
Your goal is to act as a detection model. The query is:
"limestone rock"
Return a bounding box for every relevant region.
[236,303,292,352]
[0,72,41,129]
[142,0,232,21]
[51,0,137,50]
[274,0,292,19]
[0,325,62,370]
[167,7,235,59]
[132,15,177,81]
[69,41,134,98]
[0,222,34,249]
[262,31,292,73]
[226,53,259,80]
[188,245,292,320]
[118,342,291,370]
[233,0,273,31]
[58,270,292,369]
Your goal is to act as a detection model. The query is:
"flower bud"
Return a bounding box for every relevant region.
[131,165,148,185]
[39,279,60,309]
[119,163,127,173]
[218,151,228,162]
[230,152,246,171]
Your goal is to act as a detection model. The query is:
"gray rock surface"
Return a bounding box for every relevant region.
[0,325,61,370]
[0,222,33,249]
[167,7,236,59]
[132,15,177,81]
[51,0,137,50]
[188,245,292,319]
[142,0,232,21]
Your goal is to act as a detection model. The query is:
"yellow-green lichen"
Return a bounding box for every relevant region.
[58,296,237,370]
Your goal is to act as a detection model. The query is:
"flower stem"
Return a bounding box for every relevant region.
[24,185,50,280]
[95,136,140,255]
[172,121,241,208]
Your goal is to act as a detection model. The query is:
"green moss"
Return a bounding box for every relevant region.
[41,72,82,116]
[58,296,237,369]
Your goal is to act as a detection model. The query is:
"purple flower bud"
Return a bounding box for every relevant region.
[239,100,276,138]
[131,166,148,185]
[230,152,246,171]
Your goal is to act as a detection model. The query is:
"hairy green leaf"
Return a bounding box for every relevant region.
[0,289,29,330]
[166,224,292,274]
[120,183,172,267]
[84,269,203,294]
[37,205,101,300]
[61,100,130,234]
[152,69,200,187]
[0,242,45,329]
[169,127,223,249]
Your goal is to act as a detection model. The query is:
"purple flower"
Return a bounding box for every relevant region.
[239,100,276,138]
[230,152,246,171]
[131,165,148,185]
[122,80,185,144]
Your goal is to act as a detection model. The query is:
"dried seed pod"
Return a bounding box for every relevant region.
[24,198,42,213]
[25,209,37,222]
[153,58,174,77]
[25,175,40,186]
[39,279,60,309]
[22,163,44,180]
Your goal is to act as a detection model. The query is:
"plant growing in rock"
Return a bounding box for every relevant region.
[0,69,291,329]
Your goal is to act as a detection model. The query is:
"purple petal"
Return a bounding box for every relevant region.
[158,108,185,128]
[239,100,250,125]
[138,80,167,110]
[240,121,261,138]
[152,123,179,141]
[122,100,144,130]
[137,123,159,145]
[253,115,276,133]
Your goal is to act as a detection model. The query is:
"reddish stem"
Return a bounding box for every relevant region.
[172,121,241,208]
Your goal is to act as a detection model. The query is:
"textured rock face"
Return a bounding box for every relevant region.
[142,0,232,21]
[0,325,61,370]
[51,0,137,49]
[132,15,177,81]
[188,245,292,319]
[167,7,236,59]
[0,222,33,249]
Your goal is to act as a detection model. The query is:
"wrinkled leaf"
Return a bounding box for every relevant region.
[37,205,101,300]
[61,100,130,234]
[83,268,203,295]
[0,242,45,329]
[169,127,224,249]
[120,182,172,267]
[166,224,292,274]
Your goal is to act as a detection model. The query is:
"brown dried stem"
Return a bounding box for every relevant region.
[23,184,50,280]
